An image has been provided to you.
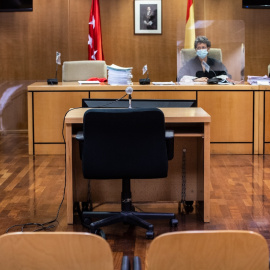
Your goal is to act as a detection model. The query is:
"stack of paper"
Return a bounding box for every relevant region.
[247,75,270,85]
[107,64,133,85]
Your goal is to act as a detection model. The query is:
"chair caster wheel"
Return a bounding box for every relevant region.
[91,229,106,239]
[170,218,178,227]
[83,217,92,226]
[146,230,154,239]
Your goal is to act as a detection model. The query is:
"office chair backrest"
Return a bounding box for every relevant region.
[145,230,269,270]
[180,48,222,67]
[82,108,168,179]
[62,60,107,82]
[0,232,114,270]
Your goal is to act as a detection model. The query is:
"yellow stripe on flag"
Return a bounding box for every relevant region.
[184,0,195,49]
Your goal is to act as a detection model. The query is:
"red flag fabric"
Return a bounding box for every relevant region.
[184,0,195,49]
[88,0,104,60]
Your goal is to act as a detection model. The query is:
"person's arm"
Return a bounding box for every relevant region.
[178,58,204,81]
[193,77,208,82]
[178,61,194,81]
[212,59,232,79]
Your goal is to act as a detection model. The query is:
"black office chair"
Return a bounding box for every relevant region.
[76,108,178,239]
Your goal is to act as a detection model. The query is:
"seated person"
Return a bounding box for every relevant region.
[178,36,231,82]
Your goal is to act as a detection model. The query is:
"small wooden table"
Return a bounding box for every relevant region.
[65,107,211,224]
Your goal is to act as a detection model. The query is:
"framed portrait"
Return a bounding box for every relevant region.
[134,0,162,34]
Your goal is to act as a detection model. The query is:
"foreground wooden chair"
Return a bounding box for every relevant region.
[135,230,269,270]
[0,232,126,270]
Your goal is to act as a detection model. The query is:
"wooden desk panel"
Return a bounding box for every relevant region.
[265,91,270,154]
[28,91,89,155]
[27,82,263,155]
[198,91,254,154]
[91,91,196,100]
[65,107,211,224]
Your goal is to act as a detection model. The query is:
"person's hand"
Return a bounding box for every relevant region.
[226,77,235,84]
[193,77,208,82]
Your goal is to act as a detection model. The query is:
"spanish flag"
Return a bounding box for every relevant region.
[184,0,195,49]
[88,0,104,60]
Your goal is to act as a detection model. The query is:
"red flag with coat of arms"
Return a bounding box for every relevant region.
[88,0,104,60]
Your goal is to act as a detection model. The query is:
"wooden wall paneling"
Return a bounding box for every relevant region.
[0,0,69,81]
[30,0,70,81]
[243,9,270,78]
[33,91,89,143]
[100,0,184,82]
[0,11,34,80]
[203,0,270,79]
[67,0,91,62]
[1,0,270,81]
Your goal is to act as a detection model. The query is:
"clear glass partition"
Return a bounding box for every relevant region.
[177,20,245,82]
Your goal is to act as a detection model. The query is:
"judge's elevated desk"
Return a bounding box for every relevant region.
[65,107,211,224]
[28,82,270,156]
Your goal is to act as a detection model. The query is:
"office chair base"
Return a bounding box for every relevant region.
[76,179,178,239]
[80,210,178,239]
[91,228,106,239]
[146,230,154,239]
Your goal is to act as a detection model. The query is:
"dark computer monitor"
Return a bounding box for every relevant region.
[243,0,270,9]
[0,0,33,12]
[82,98,197,108]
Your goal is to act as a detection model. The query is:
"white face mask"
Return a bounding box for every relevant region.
[196,49,208,59]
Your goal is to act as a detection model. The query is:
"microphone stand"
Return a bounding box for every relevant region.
[125,87,133,109]
[55,63,58,80]
[128,94,132,109]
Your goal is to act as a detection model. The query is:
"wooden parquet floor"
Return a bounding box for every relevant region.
[1,133,270,269]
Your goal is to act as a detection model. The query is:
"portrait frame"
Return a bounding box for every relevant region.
[134,0,162,34]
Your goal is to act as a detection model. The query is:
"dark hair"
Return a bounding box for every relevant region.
[194,36,211,49]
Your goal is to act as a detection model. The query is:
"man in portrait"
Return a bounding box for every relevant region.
[140,4,157,30]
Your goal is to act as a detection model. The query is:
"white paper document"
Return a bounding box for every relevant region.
[152,81,175,85]
[247,75,270,85]
[107,64,133,71]
[78,81,100,84]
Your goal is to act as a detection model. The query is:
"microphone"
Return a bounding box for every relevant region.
[125,86,133,108]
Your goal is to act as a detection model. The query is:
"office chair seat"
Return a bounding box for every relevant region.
[76,108,178,239]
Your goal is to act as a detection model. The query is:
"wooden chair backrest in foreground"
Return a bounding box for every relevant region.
[0,232,114,270]
[143,230,269,270]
